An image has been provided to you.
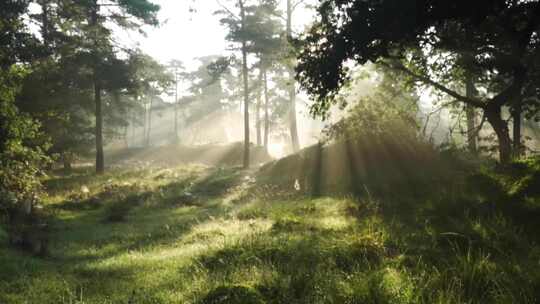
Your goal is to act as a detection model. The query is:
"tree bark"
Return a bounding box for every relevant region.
[512,99,522,157]
[263,66,270,152]
[95,81,104,174]
[465,74,477,154]
[240,0,250,168]
[91,1,104,174]
[94,82,104,173]
[286,0,300,153]
[485,105,512,165]
[256,71,262,146]
[146,96,153,147]
[288,85,300,152]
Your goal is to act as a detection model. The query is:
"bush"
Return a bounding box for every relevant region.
[0,66,50,253]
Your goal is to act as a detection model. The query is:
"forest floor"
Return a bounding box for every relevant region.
[1,153,540,303]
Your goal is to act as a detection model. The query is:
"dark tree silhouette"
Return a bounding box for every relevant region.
[297,0,540,163]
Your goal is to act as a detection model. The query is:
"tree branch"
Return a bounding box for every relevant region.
[473,112,487,138]
[380,60,486,109]
[491,67,526,108]
[215,0,240,21]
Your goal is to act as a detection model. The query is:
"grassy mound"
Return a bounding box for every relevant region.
[258,138,460,198]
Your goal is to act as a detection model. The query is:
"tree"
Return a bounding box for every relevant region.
[21,0,161,172]
[0,2,50,252]
[15,1,119,170]
[124,54,172,147]
[284,0,304,152]
[168,60,186,143]
[82,0,160,173]
[325,66,420,145]
[218,0,252,168]
[297,0,540,163]
[217,0,282,167]
[263,66,271,149]
[248,2,284,150]
[0,67,49,215]
[0,1,44,69]
[17,58,94,170]
[179,55,232,143]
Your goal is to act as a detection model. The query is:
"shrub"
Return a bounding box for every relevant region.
[0,66,50,253]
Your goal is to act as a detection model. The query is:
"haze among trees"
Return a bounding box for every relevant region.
[1,0,540,303]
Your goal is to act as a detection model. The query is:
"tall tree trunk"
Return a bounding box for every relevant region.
[256,101,261,146]
[174,70,179,144]
[513,99,522,157]
[263,66,270,151]
[91,2,104,174]
[240,0,250,168]
[288,86,300,152]
[489,67,526,162]
[465,74,477,154]
[485,105,512,165]
[142,103,147,146]
[95,81,104,173]
[146,96,153,147]
[256,71,262,146]
[286,0,300,153]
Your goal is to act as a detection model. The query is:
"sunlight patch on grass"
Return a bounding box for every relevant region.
[312,215,354,230]
[97,218,275,264]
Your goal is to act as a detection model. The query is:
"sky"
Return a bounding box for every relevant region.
[120,0,317,70]
[128,1,227,69]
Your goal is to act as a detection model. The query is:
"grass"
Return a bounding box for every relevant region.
[1,154,540,303]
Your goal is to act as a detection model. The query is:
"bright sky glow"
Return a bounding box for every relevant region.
[121,0,317,70]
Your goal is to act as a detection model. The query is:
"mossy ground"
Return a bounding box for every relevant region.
[1,156,540,303]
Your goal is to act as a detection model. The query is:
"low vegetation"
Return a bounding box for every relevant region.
[1,152,539,303]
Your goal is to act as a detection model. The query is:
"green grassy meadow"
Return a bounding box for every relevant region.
[1,154,540,303]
